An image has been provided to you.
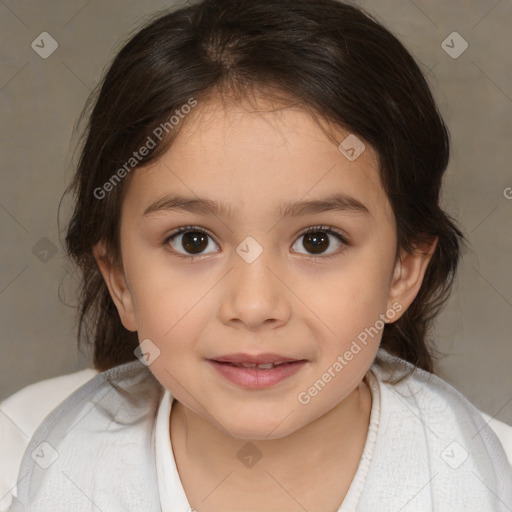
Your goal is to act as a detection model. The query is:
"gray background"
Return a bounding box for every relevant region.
[1,0,511,423]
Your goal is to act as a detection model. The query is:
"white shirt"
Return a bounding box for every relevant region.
[0,369,98,511]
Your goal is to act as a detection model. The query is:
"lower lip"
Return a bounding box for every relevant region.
[208,360,307,388]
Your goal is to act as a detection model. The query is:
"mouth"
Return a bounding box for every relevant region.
[208,352,307,366]
[207,352,309,390]
[209,360,306,370]
[207,358,308,388]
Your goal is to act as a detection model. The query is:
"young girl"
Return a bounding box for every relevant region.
[4,0,512,510]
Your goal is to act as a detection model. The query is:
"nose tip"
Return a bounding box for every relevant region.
[219,253,291,330]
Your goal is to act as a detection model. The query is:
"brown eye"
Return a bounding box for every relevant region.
[181,231,209,254]
[291,226,347,258]
[166,227,219,257]
[302,231,330,254]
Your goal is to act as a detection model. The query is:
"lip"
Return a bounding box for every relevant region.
[209,352,304,365]
[207,359,307,389]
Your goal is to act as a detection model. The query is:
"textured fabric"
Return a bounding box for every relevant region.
[359,353,512,511]
[4,349,512,511]
[6,362,163,512]
[0,369,98,512]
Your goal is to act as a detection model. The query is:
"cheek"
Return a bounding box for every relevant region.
[132,274,209,342]
[306,248,393,337]
[121,239,199,337]
[129,272,207,387]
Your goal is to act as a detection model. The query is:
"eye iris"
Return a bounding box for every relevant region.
[303,232,329,254]
[182,232,208,254]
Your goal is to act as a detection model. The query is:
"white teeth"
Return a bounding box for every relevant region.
[257,363,275,369]
[232,362,276,369]
[229,362,289,369]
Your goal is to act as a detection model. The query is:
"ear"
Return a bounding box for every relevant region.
[386,237,438,323]
[92,240,137,332]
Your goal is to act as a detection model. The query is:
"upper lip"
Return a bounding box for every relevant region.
[209,353,305,364]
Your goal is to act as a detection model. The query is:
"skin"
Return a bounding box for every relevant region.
[94,94,437,512]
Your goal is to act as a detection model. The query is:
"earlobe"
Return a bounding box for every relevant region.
[92,241,138,332]
[386,237,438,322]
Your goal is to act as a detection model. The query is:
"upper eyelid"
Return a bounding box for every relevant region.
[301,225,348,239]
[166,224,346,234]
[166,225,217,243]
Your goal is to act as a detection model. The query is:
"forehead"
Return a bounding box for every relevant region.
[124,96,394,225]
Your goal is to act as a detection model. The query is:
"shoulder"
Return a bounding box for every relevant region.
[362,349,512,509]
[372,348,512,467]
[1,368,99,437]
[372,348,512,457]
[478,411,512,465]
[0,368,98,511]
[1,361,163,512]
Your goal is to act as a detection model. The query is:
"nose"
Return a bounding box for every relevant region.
[218,246,291,331]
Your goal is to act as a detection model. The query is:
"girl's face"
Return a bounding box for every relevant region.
[95,96,433,439]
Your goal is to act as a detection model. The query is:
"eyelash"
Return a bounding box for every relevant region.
[163,224,349,260]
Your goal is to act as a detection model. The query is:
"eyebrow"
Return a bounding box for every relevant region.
[143,192,370,218]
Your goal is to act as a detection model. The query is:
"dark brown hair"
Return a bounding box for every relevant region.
[63,0,464,377]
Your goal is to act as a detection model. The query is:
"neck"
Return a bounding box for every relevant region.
[169,373,373,509]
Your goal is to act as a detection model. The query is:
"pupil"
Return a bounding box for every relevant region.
[304,232,329,254]
[183,232,208,254]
